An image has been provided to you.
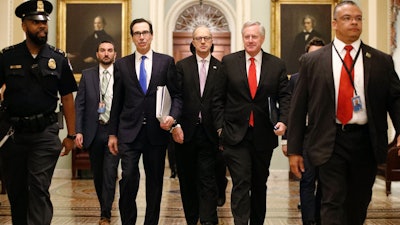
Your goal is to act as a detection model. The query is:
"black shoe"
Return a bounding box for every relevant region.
[187,220,198,225]
[170,170,176,178]
[201,222,215,225]
[217,195,226,206]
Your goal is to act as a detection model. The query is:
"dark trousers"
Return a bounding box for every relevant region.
[300,150,321,224]
[215,150,228,200]
[118,126,166,225]
[167,137,177,175]
[87,123,119,219]
[318,125,377,225]
[1,123,61,225]
[175,125,218,225]
[223,127,273,225]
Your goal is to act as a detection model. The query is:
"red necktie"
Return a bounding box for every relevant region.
[337,45,354,125]
[248,57,257,126]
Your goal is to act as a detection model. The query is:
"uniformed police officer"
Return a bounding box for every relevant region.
[0,1,77,224]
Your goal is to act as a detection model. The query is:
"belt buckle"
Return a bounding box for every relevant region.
[341,124,346,131]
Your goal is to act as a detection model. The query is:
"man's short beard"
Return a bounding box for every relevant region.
[27,31,47,46]
[100,59,113,65]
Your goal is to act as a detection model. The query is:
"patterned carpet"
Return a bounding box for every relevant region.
[0,171,399,224]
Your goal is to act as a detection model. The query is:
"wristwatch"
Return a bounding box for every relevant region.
[169,124,181,133]
[66,134,76,140]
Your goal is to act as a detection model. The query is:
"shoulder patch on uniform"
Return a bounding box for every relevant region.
[49,45,67,57]
[0,45,16,54]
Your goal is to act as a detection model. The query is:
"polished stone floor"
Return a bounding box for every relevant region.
[0,169,399,224]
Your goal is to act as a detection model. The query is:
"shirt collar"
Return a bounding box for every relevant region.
[196,53,211,63]
[245,50,262,62]
[100,64,114,75]
[135,50,153,61]
[333,37,361,53]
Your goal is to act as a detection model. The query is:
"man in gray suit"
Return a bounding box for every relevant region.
[288,1,400,224]
[108,18,182,225]
[212,21,291,225]
[75,41,120,225]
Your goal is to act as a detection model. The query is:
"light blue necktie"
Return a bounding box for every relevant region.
[139,55,147,93]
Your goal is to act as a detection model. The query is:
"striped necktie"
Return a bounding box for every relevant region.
[99,70,111,122]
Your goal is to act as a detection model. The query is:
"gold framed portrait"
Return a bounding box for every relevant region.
[271,0,338,74]
[57,0,131,82]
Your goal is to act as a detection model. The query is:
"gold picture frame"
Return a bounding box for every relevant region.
[57,0,131,82]
[271,0,338,74]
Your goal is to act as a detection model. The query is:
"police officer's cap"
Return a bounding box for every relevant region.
[15,0,53,21]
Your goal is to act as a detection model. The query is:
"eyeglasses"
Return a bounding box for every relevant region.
[193,36,212,42]
[132,30,151,37]
[243,35,260,41]
[335,15,363,23]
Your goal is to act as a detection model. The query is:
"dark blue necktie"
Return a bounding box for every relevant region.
[139,55,147,93]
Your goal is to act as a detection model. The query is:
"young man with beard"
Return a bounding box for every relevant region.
[0,1,77,224]
[75,41,120,225]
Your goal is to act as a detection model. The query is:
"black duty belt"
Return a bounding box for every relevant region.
[10,112,57,133]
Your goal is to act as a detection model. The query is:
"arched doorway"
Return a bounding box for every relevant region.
[173,4,231,62]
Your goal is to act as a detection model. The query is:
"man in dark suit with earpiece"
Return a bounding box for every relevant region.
[288,1,400,224]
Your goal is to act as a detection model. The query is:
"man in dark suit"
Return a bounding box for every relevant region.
[108,18,182,225]
[288,1,400,225]
[75,41,120,225]
[212,21,291,225]
[171,25,220,225]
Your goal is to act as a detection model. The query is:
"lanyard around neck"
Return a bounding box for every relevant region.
[333,43,362,96]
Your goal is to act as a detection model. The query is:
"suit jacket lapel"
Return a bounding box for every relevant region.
[130,53,146,94]
[90,66,101,102]
[148,52,159,94]
[237,52,249,95]
[361,42,371,94]
[189,56,201,97]
[323,44,335,103]
[258,52,269,96]
[202,56,218,98]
